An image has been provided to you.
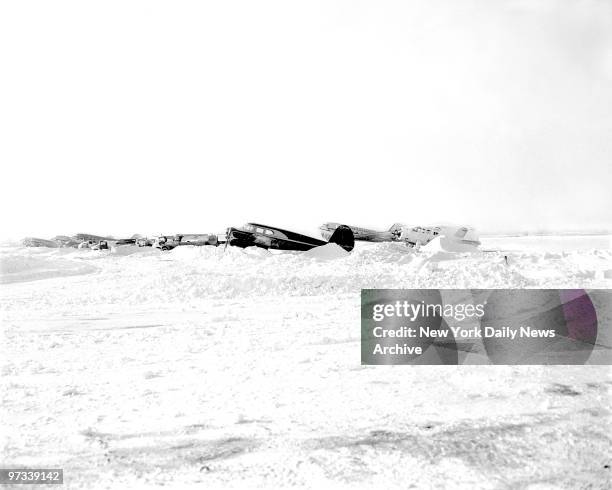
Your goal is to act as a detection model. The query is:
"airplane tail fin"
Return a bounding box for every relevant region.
[439,226,481,252]
[327,225,355,252]
[388,223,404,240]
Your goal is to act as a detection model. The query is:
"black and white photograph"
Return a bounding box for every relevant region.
[1,1,611,488]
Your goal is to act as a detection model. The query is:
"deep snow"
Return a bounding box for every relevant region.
[1,235,611,489]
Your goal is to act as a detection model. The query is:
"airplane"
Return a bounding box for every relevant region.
[154,234,219,251]
[114,238,137,246]
[52,235,81,247]
[320,222,403,242]
[226,223,355,252]
[22,237,60,248]
[90,240,110,250]
[136,237,154,247]
[22,236,83,248]
[319,223,481,251]
[74,233,114,243]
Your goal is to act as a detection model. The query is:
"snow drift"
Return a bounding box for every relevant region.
[1,234,611,489]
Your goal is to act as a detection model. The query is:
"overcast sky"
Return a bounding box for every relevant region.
[1,0,610,239]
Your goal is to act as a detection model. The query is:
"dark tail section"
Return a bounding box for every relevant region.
[327,225,355,252]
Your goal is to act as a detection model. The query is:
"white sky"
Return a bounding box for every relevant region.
[1,0,611,239]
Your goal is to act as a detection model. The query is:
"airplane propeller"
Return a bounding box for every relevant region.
[224,227,231,251]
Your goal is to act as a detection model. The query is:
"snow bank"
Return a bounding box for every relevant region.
[302,243,349,260]
[2,234,611,489]
[242,246,272,257]
[110,245,143,256]
[438,235,480,253]
[1,235,610,309]
[0,253,97,284]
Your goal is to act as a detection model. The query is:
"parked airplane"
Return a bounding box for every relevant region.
[154,234,220,251]
[136,237,154,247]
[319,223,480,251]
[178,234,219,247]
[90,240,110,250]
[74,233,114,243]
[153,235,181,250]
[320,223,403,242]
[23,236,82,248]
[22,237,60,248]
[52,235,81,247]
[227,223,355,252]
[114,238,136,246]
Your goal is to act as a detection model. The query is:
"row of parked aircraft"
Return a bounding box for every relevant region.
[319,223,481,252]
[22,222,481,254]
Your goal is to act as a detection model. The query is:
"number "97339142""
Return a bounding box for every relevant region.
[0,469,63,484]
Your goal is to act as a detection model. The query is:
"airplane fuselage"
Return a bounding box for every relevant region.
[228,223,354,252]
[320,223,398,242]
[229,224,328,251]
[320,223,480,250]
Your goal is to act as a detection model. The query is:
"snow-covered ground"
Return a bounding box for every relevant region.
[1,235,611,489]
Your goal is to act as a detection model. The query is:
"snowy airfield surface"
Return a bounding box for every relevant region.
[1,235,611,489]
